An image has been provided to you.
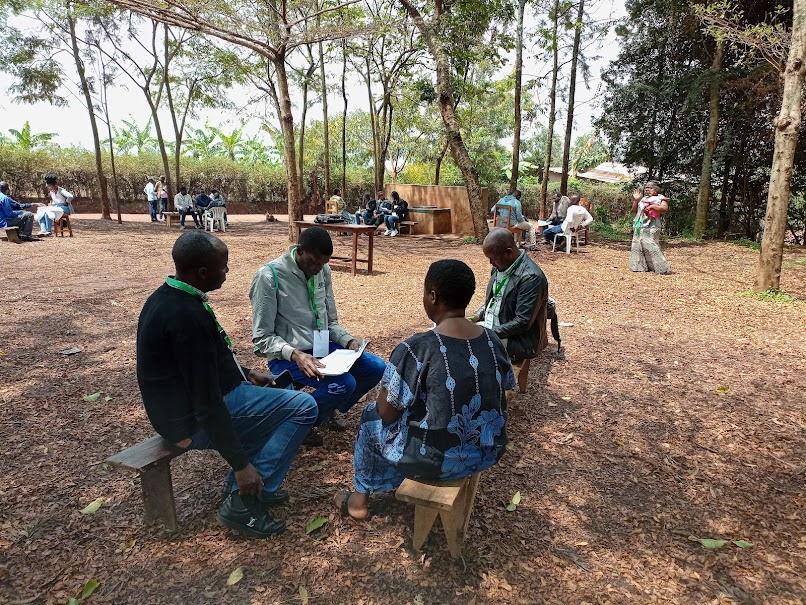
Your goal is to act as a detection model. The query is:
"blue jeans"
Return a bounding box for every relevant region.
[8,211,34,237]
[37,204,70,233]
[148,199,159,221]
[179,208,200,226]
[268,343,386,426]
[188,381,317,496]
[543,224,564,244]
[384,215,400,230]
[355,211,364,224]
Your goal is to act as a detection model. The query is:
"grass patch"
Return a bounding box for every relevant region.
[783,257,806,270]
[741,288,798,303]
[730,238,761,251]
[460,236,480,245]
[594,219,632,242]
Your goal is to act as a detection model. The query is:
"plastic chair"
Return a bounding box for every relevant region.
[552,212,584,254]
[205,206,227,232]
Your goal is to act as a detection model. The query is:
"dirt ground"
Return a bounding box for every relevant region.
[1,214,804,605]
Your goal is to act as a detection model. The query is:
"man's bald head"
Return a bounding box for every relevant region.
[483,228,520,271]
[569,194,580,205]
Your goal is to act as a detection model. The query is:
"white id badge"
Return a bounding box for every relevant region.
[313,329,330,358]
[482,302,495,329]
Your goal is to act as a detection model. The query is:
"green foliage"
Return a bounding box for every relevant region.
[7,121,57,151]
[731,237,761,251]
[741,288,797,303]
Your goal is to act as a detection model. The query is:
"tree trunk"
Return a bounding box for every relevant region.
[319,36,331,196]
[298,72,310,202]
[67,12,110,218]
[510,0,526,193]
[717,151,732,238]
[754,1,806,291]
[560,0,585,196]
[694,40,725,239]
[365,54,381,192]
[539,0,560,218]
[274,56,302,240]
[341,41,348,196]
[434,137,448,185]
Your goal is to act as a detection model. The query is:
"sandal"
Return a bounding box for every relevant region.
[334,489,370,520]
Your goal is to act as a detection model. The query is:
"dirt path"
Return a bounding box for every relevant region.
[1,216,804,604]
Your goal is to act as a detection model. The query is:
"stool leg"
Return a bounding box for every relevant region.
[439,508,464,559]
[140,463,178,531]
[462,474,481,536]
[67,217,73,237]
[412,505,438,551]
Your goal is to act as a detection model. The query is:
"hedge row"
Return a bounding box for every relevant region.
[0,146,632,218]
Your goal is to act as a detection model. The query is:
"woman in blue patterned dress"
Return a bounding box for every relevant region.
[334,259,515,519]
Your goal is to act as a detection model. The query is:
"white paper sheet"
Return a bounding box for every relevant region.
[319,340,368,376]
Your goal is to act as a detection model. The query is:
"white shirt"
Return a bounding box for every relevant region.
[561,205,593,232]
[144,182,157,201]
[174,193,192,210]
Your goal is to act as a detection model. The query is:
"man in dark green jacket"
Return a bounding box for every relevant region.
[470,228,548,361]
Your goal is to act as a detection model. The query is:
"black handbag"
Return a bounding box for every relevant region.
[314,214,346,224]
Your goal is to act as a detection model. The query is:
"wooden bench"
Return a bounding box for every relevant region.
[398,220,418,235]
[395,474,481,558]
[3,226,21,243]
[106,435,186,531]
[164,212,181,228]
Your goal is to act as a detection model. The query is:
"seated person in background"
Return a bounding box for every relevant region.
[354,194,376,225]
[249,227,386,446]
[544,195,593,247]
[175,185,201,229]
[136,231,317,538]
[208,188,228,226]
[194,189,211,215]
[0,181,37,241]
[333,259,514,520]
[492,189,537,251]
[329,188,354,224]
[469,228,548,362]
[383,191,408,237]
[37,173,73,235]
[547,192,571,226]
[371,190,392,226]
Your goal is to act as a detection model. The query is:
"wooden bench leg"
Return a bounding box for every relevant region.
[5,228,21,243]
[140,463,178,531]
[461,474,481,536]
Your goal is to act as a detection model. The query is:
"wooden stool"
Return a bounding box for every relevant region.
[164,212,181,228]
[395,474,481,558]
[107,435,186,531]
[53,215,73,237]
[3,226,21,243]
[512,357,532,394]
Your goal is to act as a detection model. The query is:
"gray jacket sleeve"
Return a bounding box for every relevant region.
[323,268,355,347]
[249,266,296,361]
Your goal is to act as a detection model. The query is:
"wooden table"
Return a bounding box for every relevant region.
[294,221,375,276]
[164,212,180,228]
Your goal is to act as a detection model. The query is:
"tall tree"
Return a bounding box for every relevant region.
[693,40,725,238]
[509,0,527,193]
[103,0,364,240]
[559,0,585,195]
[539,0,561,217]
[318,21,331,196]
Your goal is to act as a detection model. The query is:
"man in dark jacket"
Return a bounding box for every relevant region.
[136,230,317,538]
[469,228,548,361]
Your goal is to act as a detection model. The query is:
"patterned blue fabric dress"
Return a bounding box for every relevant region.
[353,328,515,494]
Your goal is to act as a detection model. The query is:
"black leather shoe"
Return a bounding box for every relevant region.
[261,489,289,507]
[325,413,348,432]
[217,492,285,538]
[302,427,324,447]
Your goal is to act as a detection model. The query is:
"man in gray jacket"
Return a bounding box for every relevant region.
[249,227,385,444]
[470,228,548,361]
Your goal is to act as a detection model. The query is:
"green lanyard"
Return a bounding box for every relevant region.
[294,250,322,330]
[165,276,233,349]
[491,250,525,301]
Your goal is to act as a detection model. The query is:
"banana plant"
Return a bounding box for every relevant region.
[7,121,57,151]
[209,124,245,161]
